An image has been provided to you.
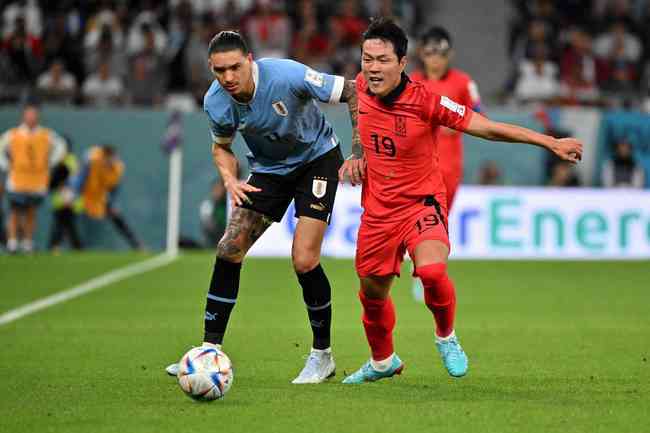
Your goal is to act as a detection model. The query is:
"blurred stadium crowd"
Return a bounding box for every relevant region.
[3,0,650,110]
[507,0,650,109]
[0,0,424,109]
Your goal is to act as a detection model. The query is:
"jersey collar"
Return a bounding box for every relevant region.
[367,72,411,106]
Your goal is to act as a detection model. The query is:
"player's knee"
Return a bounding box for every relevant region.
[360,277,391,300]
[416,263,454,306]
[216,238,246,263]
[292,249,319,274]
[415,262,447,286]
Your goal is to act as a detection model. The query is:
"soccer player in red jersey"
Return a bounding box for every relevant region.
[411,26,481,210]
[339,18,582,384]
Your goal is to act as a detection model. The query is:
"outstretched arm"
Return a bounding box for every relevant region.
[338,80,366,185]
[464,112,583,163]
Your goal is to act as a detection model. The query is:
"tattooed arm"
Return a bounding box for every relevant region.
[212,142,260,207]
[338,80,366,185]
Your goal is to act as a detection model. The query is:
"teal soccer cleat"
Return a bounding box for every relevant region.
[435,334,468,377]
[342,355,404,384]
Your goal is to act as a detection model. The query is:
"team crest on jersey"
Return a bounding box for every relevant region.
[272,101,289,117]
[395,115,407,137]
[312,177,327,198]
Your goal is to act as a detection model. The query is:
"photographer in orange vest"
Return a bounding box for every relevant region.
[70,144,143,250]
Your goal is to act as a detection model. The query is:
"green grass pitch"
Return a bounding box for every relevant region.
[1,252,648,433]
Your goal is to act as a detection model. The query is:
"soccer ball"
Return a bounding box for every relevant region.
[177,346,234,401]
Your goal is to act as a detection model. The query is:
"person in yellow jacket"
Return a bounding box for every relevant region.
[0,105,66,253]
[70,144,142,250]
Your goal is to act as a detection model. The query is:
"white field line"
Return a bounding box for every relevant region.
[0,253,178,326]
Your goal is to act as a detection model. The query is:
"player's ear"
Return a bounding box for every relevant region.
[447,49,455,62]
[399,55,408,73]
[246,53,253,62]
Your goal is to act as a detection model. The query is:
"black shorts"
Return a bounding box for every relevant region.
[240,146,343,224]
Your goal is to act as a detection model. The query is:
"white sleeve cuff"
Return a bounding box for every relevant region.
[328,76,345,104]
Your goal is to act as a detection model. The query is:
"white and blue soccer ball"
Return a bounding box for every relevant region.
[177,346,233,401]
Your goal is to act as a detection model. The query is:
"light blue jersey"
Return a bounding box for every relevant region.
[203,58,345,175]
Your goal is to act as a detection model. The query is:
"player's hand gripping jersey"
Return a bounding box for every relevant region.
[354,73,474,277]
[204,58,344,175]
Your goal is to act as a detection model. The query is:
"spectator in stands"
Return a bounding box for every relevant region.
[71,144,143,250]
[82,61,124,107]
[593,21,642,64]
[1,15,43,87]
[166,0,194,96]
[84,1,124,53]
[601,138,645,187]
[330,0,367,46]
[42,10,83,86]
[245,0,292,58]
[36,59,77,105]
[327,0,367,75]
[593,22,641,103]
[514,43,560,103]
[185,12,216,105]
[168,0,254,18]
[85,26,127,79]
[127,55,163,107]
[364,0,422,36]
[199,178,228,248]
[477,160,503,185]
[2,0,42,39]
[511,19,556,65]
[592,0,637,33]
[291,0,331,72]
[126,2,167,57]
[506,18,556,93]
[127,26,166,107]
[0,105,66,253]
[560,28,600,104]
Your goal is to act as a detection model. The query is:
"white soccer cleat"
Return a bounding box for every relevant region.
[291,348,336,384]
[166,362,179,376]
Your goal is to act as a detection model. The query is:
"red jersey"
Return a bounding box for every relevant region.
[356,73,474,220]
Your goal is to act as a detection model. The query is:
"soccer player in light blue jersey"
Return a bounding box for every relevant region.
[166,31,360,384]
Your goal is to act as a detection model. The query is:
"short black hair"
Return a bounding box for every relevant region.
[420,26,452,49]
[362,18,408,61]
[208,30,250,56]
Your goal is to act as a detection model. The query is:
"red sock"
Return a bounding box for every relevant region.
[415,263,456,338]
[359,290,395,361]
